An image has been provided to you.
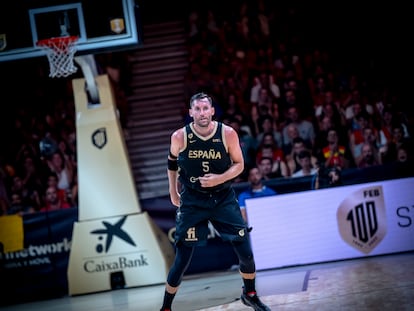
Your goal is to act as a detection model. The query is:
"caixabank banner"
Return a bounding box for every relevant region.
[246,177,414,270]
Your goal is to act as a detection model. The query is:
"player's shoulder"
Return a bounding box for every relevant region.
[170,127,186,151]
[222,122,237,135]
[171,126,185,139]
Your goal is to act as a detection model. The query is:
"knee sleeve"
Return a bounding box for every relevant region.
[232,239,255,274]
[167,243,195,287]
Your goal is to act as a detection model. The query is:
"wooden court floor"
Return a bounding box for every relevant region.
[1,251,413,311]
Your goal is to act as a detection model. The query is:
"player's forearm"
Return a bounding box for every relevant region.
[222,162,244,183]
[167,170,179,194]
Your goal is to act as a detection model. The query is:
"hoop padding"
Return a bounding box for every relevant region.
[37,36,79,78]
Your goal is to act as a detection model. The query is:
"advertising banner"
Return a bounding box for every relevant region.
[246,177,414,270]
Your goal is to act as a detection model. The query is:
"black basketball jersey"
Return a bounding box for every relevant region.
[178,121,232,192]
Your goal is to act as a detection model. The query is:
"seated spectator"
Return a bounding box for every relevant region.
[377,108,403,153]
[282,123,300,155]
[255,132,285,165]
[282,105,315,150]
[7,192,35,215]
[255,115,283,149]
[238,166,277,224]
[45,171,69,204]
[344,90,374,124]
[10,175,41,211]
[381,124,412,163]
[45,150,74,195]
[350,126,380,165]
[40,186,71,212]
[291,150,318,178]
[391,143,414,177]
[319,128,352,170]
[258,156,289,179]
[286,137,318,175]
[356,143,381,168]
[314,115,333,156]
[250,72,280,106]
[348,112,379,162]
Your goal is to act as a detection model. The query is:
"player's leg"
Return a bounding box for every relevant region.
[160,242,195,311]
[160,197,210,311]
[232,237,270,310]
[211,189,270,310]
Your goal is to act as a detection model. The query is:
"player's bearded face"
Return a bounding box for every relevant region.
[190,100,215,128]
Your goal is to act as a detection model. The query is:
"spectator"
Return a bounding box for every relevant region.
[40,186,71,212]
[7,192,35,215]
[350,125,380,165]
[381,124,412,164]
[255,115,283,149]
[391,143,414,177]
[356,143,381,168]
[291,150,318,178]
[282,123,301,155]
[282,105,315,151]
[238,166,277,223]
[10,175,41,211]
[250,72,280,106]
[286,137,318,174]
[45,171,69,204]
[258,156,289,179]
[319,128,352,170]
[348,111,375,154]
[255,132,284,164]
[45,150,74,194]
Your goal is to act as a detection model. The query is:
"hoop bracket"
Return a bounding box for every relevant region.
[74,55,100,105]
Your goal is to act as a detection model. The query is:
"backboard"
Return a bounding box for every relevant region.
[0,0,142,62]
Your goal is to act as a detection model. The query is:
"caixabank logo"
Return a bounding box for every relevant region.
[337,186,387,254]
[84,216,149,273]
[90,216,136,253]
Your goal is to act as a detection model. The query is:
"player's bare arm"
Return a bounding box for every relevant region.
[199,125,244,188]
[167,128,184,207]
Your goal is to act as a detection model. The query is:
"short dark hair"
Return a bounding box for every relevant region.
[259,156,273,164]
[190,92,212,107]
[298,150,311,159]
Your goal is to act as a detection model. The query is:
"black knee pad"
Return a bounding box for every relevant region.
[232,239,255,273]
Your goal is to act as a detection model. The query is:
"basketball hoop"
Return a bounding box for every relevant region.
[36,36,79,78]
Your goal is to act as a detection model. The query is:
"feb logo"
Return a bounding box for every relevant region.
[337,186,387,254]
[92,128,107,149]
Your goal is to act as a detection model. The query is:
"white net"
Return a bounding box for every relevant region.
[37,36,79,78]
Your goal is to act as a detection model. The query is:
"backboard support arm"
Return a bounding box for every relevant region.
[74,54,100,105]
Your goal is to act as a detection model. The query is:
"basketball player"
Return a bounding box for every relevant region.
[160,92,270,311]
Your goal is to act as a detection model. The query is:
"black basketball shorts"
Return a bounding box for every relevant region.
[174,186,248,246]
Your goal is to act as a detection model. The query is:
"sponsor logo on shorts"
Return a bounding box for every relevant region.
[185,227,198,241]
[337,186,387,254]
[239,229,245,237]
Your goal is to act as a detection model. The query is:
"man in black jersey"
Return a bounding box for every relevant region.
[160,93,270,311]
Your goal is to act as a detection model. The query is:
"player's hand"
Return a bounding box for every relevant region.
[199,174,221,188]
